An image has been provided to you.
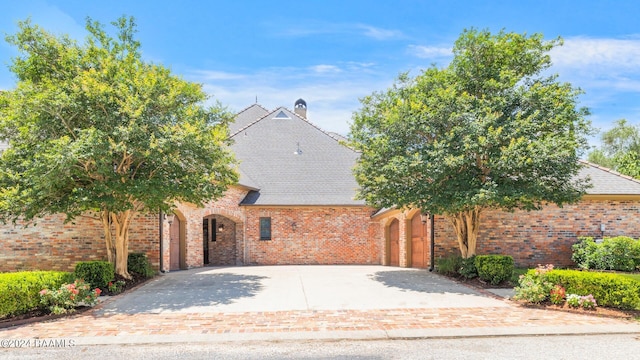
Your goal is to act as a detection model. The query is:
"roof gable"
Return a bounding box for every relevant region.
[230,106,363,206]
[229,104,270,134]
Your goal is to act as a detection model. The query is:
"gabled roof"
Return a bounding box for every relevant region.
[230,106,364,206]
[579,160,640,195]
[229,104,270,135]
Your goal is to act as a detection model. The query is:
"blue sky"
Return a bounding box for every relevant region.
[1,0,639,146]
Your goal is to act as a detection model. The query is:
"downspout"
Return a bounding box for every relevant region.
[429,213,435,272]
[159,211,164,273]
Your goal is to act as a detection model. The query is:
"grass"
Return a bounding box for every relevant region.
[620,273,640,282]
[510,268,528,284]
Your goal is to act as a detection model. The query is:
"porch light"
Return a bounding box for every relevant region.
[218,223,225,232]
[420,213,428,224]
[291,222,297,231]
[165,213,175,225]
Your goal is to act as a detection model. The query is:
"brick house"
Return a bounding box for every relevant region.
[1,100,639,272]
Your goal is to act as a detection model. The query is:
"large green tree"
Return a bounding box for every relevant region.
[588,119,640,179]
[0,17,238,277]
[349,29,591,258]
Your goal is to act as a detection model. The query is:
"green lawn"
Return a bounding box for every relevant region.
[620,273,640,282]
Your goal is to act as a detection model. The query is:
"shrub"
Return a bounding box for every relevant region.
[436,255,462,276]
[513,265,554,303]
[74,261,114,289]
[571,236,640,271]
[566,293,581,308]
[475,255,514,285]
[549,285,566,305]
[39,279,101,314]
[128,253,156,278]
[545,269,640,310]
[458,256,478,279]
[0,271,72,318]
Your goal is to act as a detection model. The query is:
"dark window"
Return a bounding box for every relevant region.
[259,217,271,240]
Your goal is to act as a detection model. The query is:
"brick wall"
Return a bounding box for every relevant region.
[243,206,382,265]
[0,213,159,273]
[431,199,640,267]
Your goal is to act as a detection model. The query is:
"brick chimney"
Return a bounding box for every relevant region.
[294,98,307,118]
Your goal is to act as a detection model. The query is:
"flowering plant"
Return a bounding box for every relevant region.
[513,264,554,303]
[39,279,101,314]
[549,285,566,305]
[108,280,126,294]
[579,294,597,309]
[566,294,581,308]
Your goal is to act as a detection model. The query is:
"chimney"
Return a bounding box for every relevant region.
[294,98,307,118]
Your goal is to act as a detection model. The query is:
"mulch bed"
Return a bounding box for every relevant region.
[0,273,154,329]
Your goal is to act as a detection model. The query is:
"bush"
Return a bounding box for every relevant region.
[545,269,640,310]
[128,253,156,278]
[513,265,554,303]
[458,256,478,279]
[39,279,101,314]
[571,236,640,271]
[0,271,72,318]
[74,261,114,289]
[474,255,514,285]
[436,255,462,276]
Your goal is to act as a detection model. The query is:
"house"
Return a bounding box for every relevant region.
[1,100,639,272]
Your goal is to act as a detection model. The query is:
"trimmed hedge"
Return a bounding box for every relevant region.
[74,261,114,289]
[128,253,156,278]
[545,269,640,310]
[0,271,72,318]
[475,255,514,285]
[572,236,640,271]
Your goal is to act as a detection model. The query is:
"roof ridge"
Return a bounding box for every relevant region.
[579,159,640,185]
[284,106,359,153]
[234,103,269,117]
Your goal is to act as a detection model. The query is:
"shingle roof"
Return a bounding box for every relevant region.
[230,106,364,206]
[229,104,270,135]
[579,160,640,195]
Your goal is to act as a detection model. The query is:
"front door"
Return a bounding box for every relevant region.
[170,217,181,271]
[411,215,428,268]
[389,219,400,266]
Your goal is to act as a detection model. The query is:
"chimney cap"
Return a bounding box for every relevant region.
[294,98,307,108]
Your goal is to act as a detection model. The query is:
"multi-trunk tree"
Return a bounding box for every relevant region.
[350,29,591,258]
[0,17,238,277]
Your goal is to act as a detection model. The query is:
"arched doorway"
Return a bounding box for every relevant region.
[169,214,185,271]
[410,214,429,269]
[388,218,400,266]
[203,214,237,266]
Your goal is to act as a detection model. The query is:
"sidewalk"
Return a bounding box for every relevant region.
[1,266,639,345]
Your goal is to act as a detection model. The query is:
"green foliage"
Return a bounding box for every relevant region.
[0,271,71,318]
[435,255,462,276]
[127,252,156,278]
[474,255,514,285]
[572,236,640,271]
[39,279,101,314]
[0,17,238,277]
[545,270,640,310]
[349,28,591,257]
[74,261,114,289]
[549,285,566,305]
[513,265,554,303]
[587,119,640,179]
[458,256,478,279]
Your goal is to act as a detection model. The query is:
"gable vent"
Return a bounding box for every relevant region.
[273,111,290,119]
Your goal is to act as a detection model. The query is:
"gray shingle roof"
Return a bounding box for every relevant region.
[229,104,269,135]
[579,160,640,195]
[231,106,364,206]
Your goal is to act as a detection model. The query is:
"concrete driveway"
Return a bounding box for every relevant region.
[95,265,509,315]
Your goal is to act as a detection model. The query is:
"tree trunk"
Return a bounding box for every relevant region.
[446,207,482,258]
[111,210,134,279]
[100,210,115,266]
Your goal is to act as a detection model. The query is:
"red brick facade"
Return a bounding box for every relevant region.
[1,190,638,272]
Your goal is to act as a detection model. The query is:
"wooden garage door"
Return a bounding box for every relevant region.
[389,219,400,267]
[411,215,428,268]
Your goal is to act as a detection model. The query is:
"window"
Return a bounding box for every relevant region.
[259,217,271,240]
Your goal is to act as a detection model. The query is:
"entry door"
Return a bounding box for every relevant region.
[170,217,181,271]
[411,215,428,268]
[389,219,400,266]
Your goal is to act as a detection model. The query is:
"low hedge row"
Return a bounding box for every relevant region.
[545,269,640,310]
[0,271,73,318]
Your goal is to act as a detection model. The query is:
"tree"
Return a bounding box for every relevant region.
[0,17,238,278]
[349,29,591,258]
[587,119,640,178]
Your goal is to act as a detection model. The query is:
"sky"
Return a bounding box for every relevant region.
[1,0,639,147]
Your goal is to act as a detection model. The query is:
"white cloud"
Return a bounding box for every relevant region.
[310,65,342,74]
[408,44,452,59]
[272,21,403,41]
[551,37,640,70]
[356,25,404,40]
